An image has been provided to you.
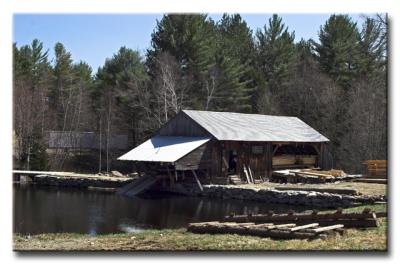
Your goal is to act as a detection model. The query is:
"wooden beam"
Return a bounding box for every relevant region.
[191,170,203,192]
[311,143,321,155]
[272,144,280,156]
[247,165,254,183]
[267,143,273,179]
[222,156,229,169]
[310,224,344,233]
[243,166,250,183]
[289,223,319,232]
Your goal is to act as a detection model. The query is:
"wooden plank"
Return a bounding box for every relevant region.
[290,170,339,178]
[289,223,319,232]
[247,165,254,183]
[310,224,344,233]
[222,156,229,169]
[271,223,296,229]
[191,170,203,192]
[243,166,250,183]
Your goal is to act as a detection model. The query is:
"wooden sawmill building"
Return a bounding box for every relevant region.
[118,110,332,187]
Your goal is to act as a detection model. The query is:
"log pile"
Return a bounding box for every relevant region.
[271,169,362,184]
[187,221,345,240]
[187,208,385,240]
[224,208,383,228]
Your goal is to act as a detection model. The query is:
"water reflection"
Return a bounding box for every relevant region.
[14,184,310,235]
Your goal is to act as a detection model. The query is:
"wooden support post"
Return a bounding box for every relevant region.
[165,167,172,187]
[170,170,176,187]
[267,143,273,180]
[221,143,228,179]
[191,170,203,192]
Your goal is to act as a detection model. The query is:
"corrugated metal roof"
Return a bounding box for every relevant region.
[183,110,329,142]
[118,136,211,162]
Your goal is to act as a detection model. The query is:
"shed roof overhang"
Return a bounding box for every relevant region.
[117,136,211,163]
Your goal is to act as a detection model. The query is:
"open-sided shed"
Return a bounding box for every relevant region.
[119,110,331,185]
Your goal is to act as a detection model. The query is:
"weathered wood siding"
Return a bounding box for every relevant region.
[210,140,223,182]
[217,141,270,182]
[157,112,211,137]
[175,142,212,170]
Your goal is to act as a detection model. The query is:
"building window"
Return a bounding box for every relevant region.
[252,145,263,154]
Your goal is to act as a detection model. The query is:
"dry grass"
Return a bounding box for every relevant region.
[14,205,387,252]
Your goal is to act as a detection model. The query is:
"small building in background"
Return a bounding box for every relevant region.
[46,131,129,151]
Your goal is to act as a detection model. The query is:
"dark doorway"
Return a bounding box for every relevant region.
[228,150,237,174]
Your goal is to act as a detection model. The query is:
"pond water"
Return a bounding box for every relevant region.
[14,184,311,235]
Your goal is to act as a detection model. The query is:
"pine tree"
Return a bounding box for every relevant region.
[29,127,49,170]
[255,14,296,114]
[13,39,52,170]
[212,14,256,112]
[147,14,216,110]
[92,47,148,172]
[313,14,360,89]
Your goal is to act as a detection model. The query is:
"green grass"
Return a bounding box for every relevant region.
[14,204,387,252]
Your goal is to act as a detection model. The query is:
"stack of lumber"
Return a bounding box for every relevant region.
[224,208,382,228]
[228,175,242,185]
[188,208,385,240]
[272,155,296,166]
[271,169,362,184]
[363,160,387,179]
[272,155,317,168]
[296,155,317,165]
[187,221,345,240]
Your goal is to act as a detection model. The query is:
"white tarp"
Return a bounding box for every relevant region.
[118,136,211,162]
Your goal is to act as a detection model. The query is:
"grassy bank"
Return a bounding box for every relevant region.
[14,205,387,252]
